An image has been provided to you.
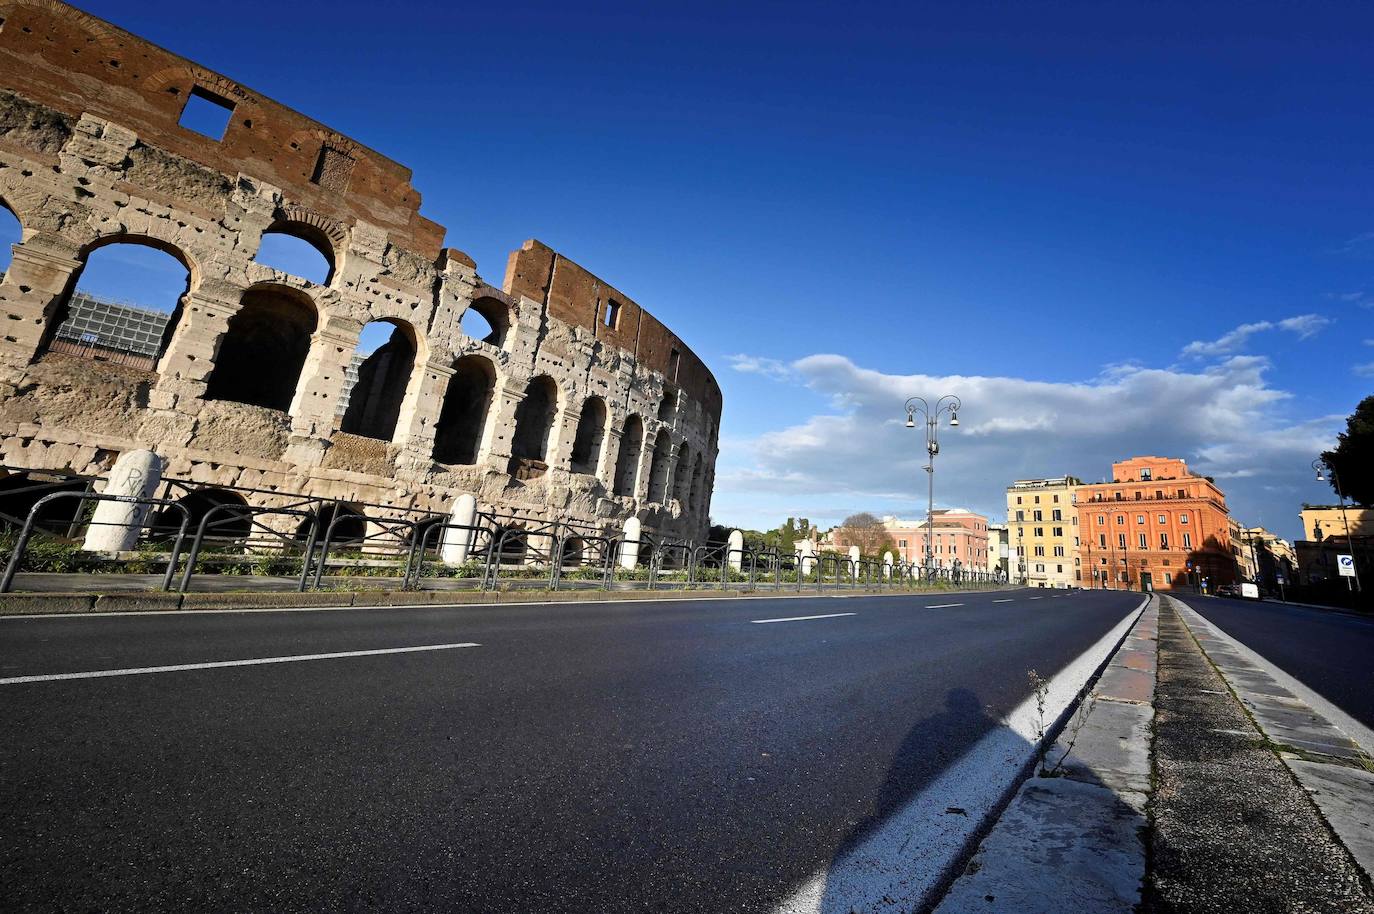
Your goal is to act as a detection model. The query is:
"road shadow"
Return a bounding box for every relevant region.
[813,686,1025,914]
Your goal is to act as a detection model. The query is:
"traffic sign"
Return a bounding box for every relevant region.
[1338,554,1355,578]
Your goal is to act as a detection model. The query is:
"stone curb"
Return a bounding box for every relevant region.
[934,596,1159,913]
[0,584,1018,616]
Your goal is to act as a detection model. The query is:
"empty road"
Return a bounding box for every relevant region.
[1,588,1140,912]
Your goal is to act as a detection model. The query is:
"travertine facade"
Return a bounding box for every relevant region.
[0,1,721,541]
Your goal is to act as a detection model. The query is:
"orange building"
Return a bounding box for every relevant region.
[1077,457,1235,591]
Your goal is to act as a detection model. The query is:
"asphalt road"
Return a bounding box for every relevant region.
[0,588,1139,913]
[1187,595,1374,730]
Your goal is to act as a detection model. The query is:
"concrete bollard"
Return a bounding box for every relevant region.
[883,551,893,578]
[848,545,861,577]
[440,493,477,565]
[727,529,744,573]
[83,449,165,552]
[619,516,642,570]
[799,550,817,577]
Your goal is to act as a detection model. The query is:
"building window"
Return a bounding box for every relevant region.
[1118,533,1127,549]
[1099,534,1107,548]
[1054,545,1065,557]
[1034,527,1044,537]
[1138,533,1147,548]
[1180,513,1189,524]
[899,539,907,548]
[1017,496,1023,504]
[1034,496,1041,504]
[1034,546,1045,556]
[1033,510,1043,521]
[1182,532,1192,549]
[1017,546,1025,556]
[1074,536,1080,546]
[1053,494,1060,503]
[1177,489,1186,498]
[1140,467,1152,480]
[603,298,622,330]
[1158,514,1167,524]
[1052,527,1063,537]
[1052,509,1062,521]
[1036,563,1045,573]
[1016,510,1024,521]
[1057,564,1063,573]
[1098,515,1105,525]
[1116,515,1125,525]
[1160,533,1169,549]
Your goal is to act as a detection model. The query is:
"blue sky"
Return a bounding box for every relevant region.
[12,0,1374,540]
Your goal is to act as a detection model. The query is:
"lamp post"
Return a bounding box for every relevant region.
[1313,458,1361,593]
[905,395,961,579]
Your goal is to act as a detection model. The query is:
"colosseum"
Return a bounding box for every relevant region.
[0,1,721,562]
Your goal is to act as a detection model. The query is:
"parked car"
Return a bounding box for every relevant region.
[1215,584,1241,598]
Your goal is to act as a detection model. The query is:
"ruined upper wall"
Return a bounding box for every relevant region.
[503,240,723,421]
[0,0,443,258]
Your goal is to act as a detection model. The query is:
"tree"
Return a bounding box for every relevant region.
[1322,395,1374,506]
[834,512,896,557]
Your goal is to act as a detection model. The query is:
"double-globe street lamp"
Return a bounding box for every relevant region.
[905,395,961,578]
[1312,457,1362,593]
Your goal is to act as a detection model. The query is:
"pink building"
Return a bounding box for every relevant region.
[882,510,990,569]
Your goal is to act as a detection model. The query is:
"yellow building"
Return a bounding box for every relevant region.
[1299,504,1374,541]
[1006,476,1083,588]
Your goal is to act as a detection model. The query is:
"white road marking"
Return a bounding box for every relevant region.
[926,603,963,609]
[1028,597,1043,600]
[0,642,481,685]
[773,597,1147,914]
[750,613,856,624]
[992,599,1014,603]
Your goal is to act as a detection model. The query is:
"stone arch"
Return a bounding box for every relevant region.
[613,415,644,497]
[673,441,693,504]
[339,318,418,442]
[509,375,558,476]
[0,471,88,534]
[253,213,338,285]
[569,396,608,475]
[433,354,496,466]
[149,487,251,540]
[296,501,365,546]
[204,283,317,412]
[40,234,195,370]
[647,429,672,503]
[658,389,677,422]
[460,295,510,349]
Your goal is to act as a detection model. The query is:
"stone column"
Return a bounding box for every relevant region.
[0,241,83,384]
[83,449,165,552]
[597,422,622,488]
[440,493,479,565]
[727,529,744,572]
[634,432,657,502]
[544,399,580,472]
[883,551,894,578]
[289,315,362,439]
[395,358,452,459]
[149,282,244,411]
[482,381,525,475]
[619,516,642,570]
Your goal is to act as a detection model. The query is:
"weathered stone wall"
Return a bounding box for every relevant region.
[0,0,719,542]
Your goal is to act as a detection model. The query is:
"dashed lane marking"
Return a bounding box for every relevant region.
[925,603,963,609]
[992,599,1014,603]
[0,642,482,685]
[751,613,857,625]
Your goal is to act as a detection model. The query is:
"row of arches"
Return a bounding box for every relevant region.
[2,205,708,512]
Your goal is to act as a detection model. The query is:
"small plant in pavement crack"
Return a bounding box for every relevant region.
[1042,686,1099,777]
[1027,668,1049,772]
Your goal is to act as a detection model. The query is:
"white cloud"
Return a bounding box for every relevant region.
[1355,362,1374,378]
[727,354,793,380]
[1180,313,1330,358]
[713,353,1339,539]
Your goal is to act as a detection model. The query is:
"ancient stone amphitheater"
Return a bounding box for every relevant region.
[0,1,721,558]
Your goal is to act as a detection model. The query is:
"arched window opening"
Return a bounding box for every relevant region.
[647,430,672,503]
[297,502,365,546]
[0,472,88,535]
[339,320,416,441]
[253,224,333,285]
[658,389,677,422]
[509,375,558,479]
[0,201,21,276]
[205,285,317,412]
[613,415,644,497]
[150,487,250,541]
[461,297,509,348]
[569,397,607,475]
[433,355,495,466]
[673,443,693,504]
[561,536,585,567]
[43,240,191,370]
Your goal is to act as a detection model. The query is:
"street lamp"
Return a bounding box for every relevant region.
[1313,457,1361,593]
[904,395,961,579]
